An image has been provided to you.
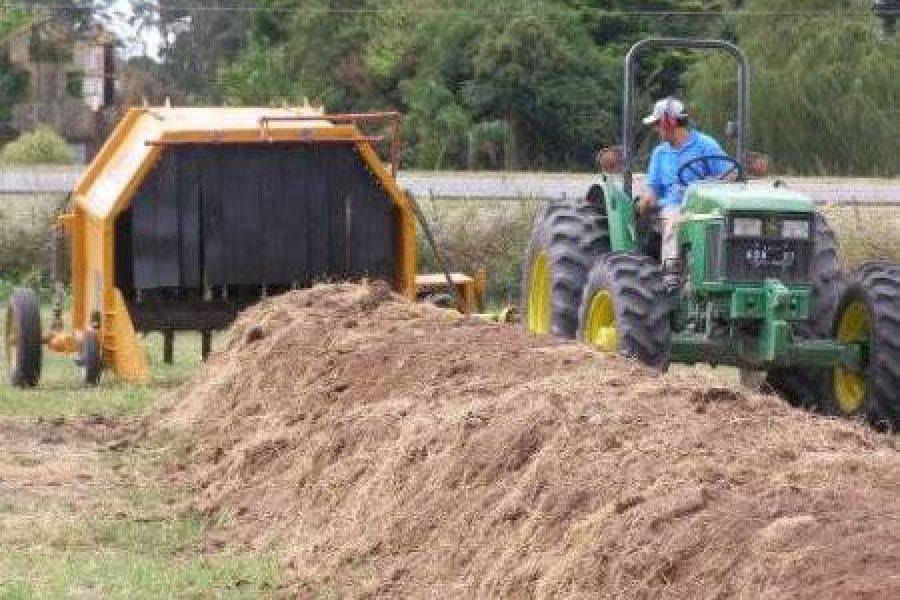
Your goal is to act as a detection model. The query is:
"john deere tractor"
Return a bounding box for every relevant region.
[523,38,900,429]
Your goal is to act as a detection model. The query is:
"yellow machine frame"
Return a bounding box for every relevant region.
[48,106,434,383]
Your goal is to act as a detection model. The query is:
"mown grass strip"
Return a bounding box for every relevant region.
[0,331,282,599]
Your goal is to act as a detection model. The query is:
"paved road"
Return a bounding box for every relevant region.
[400,172,900,205]
[1,166,897,205]
[0,167,80,195]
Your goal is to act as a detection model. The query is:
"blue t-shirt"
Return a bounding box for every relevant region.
[646,130,730,208]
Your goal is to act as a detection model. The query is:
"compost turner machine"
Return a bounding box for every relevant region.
[5,106,484,387]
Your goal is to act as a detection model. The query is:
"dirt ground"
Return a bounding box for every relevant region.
[0,416,124,509]
[158,282,900,599]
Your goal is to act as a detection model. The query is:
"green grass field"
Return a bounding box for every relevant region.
[0,332,282,600]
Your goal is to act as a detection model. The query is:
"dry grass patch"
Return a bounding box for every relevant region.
[819,204,900,268]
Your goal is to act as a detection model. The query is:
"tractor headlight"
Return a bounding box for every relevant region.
[781,219,811,239]
[732,217,763,237]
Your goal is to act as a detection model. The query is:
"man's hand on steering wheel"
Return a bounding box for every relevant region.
[676,155,743,187]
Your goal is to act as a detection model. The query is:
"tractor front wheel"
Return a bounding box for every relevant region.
[5,288,43,388]
[765,211,843,407]
[522,196,610,338]
[577,252,671,369]
[828,261,900,429]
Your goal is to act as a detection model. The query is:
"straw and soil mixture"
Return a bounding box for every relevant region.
[159,282,900,599]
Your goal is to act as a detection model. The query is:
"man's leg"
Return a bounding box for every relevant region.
[661,206,682,286]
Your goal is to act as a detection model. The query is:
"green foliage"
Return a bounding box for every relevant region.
[0,126,74,165]
[0,269,52,307]
[416,198,541,307]
[128,0,256,103]
[0,5,29,39]
[0,63,29,121]
[188,0,721,170]
[0,194,62,299]
[0,208,54,299]
[219,42,296,105]
[127,0,895,173]
[685,0,899,176]
[0,5,31,120]
[461,6,617,168]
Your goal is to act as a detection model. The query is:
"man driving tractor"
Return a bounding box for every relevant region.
[638,97,734,282]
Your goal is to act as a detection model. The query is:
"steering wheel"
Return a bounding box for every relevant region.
[676,155,743,187]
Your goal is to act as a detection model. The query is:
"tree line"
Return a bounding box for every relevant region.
[3,1,898,174]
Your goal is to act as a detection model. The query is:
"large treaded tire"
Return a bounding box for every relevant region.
[5,288,42,388]
[577,252,671,369]
[522,192,610,338]
[828,261,900,429]
[765,212,843,406]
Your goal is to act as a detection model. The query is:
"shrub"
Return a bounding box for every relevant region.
[0,63,29,121]
[0,226,53,305]
[0,196,63,304]
[0,126,74,165]
[415,197,540,309]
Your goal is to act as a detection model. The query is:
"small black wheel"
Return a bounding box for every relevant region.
[77,330,103,386]
[827,261,900,429]
[577,252,671,369]
[522,196,611,338]
[5,288,43,387]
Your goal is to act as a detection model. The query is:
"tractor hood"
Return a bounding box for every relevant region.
[683,182,814,215]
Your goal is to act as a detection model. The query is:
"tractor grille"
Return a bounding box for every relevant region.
[723,214,813,284]
[704,223,725,281]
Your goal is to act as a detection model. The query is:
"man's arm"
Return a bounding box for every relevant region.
[640,147,665,215]
[704,135,738,181]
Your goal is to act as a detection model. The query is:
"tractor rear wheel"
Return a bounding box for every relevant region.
[522,194,610,338]
[827,261,900,429]
[577,252,671,369]
[765,212,843,406]
[5,288,43,388]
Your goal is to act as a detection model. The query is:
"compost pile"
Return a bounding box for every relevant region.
[161,282,900,599]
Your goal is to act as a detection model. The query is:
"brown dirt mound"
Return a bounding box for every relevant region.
[159,282,900,599]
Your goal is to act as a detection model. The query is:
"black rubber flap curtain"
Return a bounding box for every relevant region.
[117,143,398,292]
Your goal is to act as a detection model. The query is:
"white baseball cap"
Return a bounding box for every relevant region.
[642,97,688,125]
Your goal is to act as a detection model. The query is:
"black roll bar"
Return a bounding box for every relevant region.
[622,38,750,197]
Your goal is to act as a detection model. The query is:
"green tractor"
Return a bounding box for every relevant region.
[522,38,900,429]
